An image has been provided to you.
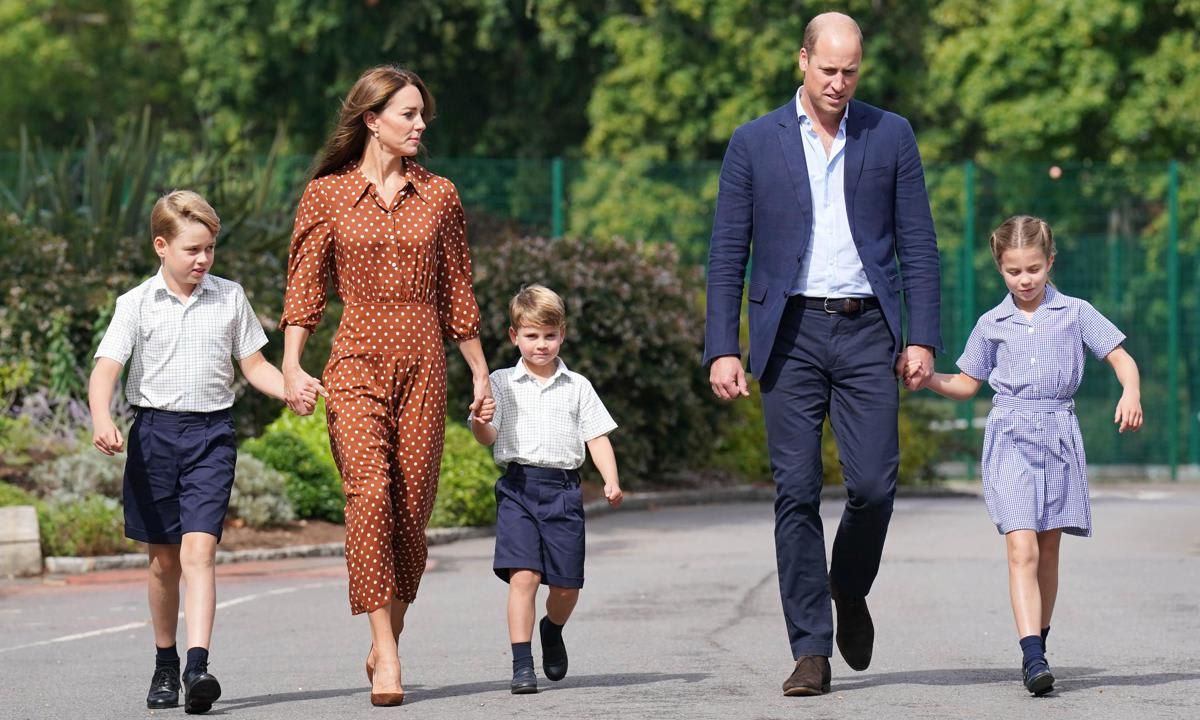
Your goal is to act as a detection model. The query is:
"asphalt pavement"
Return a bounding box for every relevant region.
[3,485,1198,720]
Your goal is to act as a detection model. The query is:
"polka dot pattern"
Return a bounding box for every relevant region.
[280,161,482,615]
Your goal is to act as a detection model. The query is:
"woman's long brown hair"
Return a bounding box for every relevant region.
[309,66,435,182]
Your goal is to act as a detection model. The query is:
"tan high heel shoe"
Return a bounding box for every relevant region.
[369,656,404,707]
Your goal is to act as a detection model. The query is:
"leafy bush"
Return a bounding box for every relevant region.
[0,480,135,558]
[40,496,137,557]
[228,453,296,528]
[28,446,126,505]
[430,421,498,528]
[242,401,343,523]
[448,234,722,483]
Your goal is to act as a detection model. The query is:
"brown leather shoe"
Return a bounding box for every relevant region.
[831,583,874,671]
[782,655,831,696]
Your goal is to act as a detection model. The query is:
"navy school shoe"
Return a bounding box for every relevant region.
[511,666,539,694]
[146,666,181,709]
[539,616,569,681]
[1022,658,1055,696]
[182,665,222,714]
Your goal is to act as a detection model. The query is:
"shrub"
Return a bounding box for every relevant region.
[229,453,296,528]
[27,446,126,505]
[447,234,722,484]
[429,421,498,528]
[242,403,344,523]
[0,480,135,557]
[40,496,137,557]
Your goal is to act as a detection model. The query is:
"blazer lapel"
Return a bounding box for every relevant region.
[843,101,867,242]
[775,104,813,222]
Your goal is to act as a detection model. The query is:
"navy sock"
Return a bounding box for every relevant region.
[155,644,179,669]
[185,647,209,675]
[1040,626,1050,652]
[1019,635,1045,672]
[512,642,533,673]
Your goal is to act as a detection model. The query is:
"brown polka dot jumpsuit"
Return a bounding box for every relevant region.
[280,162,481,615]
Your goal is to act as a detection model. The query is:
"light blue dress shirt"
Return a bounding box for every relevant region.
[790,91,873,298]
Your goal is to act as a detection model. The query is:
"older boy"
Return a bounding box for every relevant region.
[470,284,623,694]
[88,190,324,714]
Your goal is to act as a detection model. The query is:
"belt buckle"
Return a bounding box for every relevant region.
[822,297,839,314]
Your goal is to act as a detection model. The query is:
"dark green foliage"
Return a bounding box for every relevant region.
[447,233,723,484]
[242,403,343,523]
[429,421,498,528]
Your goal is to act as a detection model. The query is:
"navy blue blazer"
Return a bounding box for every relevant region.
[703,99,943,378]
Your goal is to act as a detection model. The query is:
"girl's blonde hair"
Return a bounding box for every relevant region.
[151,190,220,242]
[509,284,566,330]
[989,215,1056,267]
[310,65,434,181]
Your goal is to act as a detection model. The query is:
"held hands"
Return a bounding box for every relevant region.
[469,374,493,419]
[1114,391,1143,433]
[92,418,124,456]
[284,365,328,416]
[709,356,750,400]
[604,481,624,508]
[471,396,496,424]
[896,345,934,391]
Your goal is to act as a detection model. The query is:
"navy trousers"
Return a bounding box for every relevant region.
[759,297,899,659]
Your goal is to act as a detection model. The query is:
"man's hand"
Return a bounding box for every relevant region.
[710,356,750,400]
[896,345,934,391]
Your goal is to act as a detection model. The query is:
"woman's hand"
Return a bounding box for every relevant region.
[470,374,493,417]
[284,364,321,416]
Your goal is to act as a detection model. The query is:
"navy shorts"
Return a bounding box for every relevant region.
[123,408,237,545]
[493,464,585,589]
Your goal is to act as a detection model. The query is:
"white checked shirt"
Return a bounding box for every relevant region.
[94,270,268,412]
[485,358,618,470]
[791,92,873,298]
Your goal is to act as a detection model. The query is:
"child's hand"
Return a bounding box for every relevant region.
[1114,392,1143,433]
[92,419,124,456]
[604,482,624,508]
[902,359,923,384]
[472,397,496,424]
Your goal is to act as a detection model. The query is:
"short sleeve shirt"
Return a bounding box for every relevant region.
[486,358,618,469]
[957,287,1125,400]
[94,271,268,412]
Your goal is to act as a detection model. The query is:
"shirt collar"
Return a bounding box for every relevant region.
[795,89,849,135]
[995,285,1064,321]
[349,159,434,208]
[511,356,569,386]
[151,268,212,302]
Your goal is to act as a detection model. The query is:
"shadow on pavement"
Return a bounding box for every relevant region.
[401,671,710,705]
[833,666,1200,693]
[214,672,709,711]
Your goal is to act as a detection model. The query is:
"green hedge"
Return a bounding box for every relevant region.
[244,402,499,528]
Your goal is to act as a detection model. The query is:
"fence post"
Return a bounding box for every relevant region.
[1168,160,1180,480]
[551,157,564,238]
[960,160,977,481]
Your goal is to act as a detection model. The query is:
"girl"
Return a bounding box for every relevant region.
[914,215,1142,696]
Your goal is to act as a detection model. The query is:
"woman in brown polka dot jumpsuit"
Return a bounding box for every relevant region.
[279,66,492,706]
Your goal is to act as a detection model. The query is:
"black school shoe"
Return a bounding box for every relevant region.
[146,665,181,709]
[182,666,222,714]
[1022,659,1055,696]
[511,666,539,694]
[539,616,569,681]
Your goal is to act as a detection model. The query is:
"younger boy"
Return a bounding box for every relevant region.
[470,284,623,694]
[88,190,324,714]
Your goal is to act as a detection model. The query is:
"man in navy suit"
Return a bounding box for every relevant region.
[704,12,942,695]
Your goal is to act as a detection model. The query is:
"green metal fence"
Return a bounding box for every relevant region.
[3,153,1196,475]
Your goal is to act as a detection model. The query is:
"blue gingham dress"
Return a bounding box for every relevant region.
[957,287,1125,536]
